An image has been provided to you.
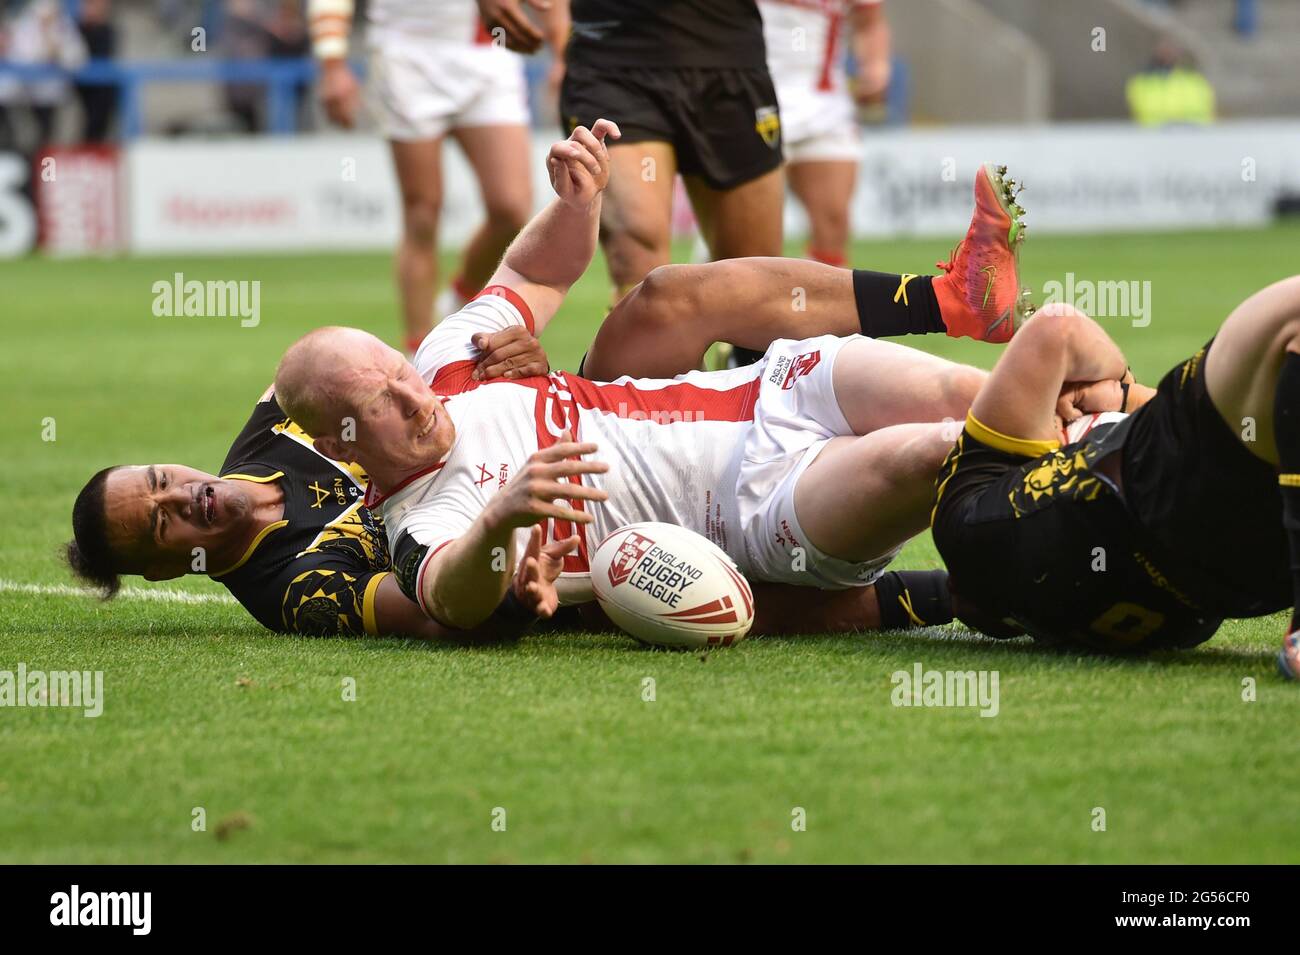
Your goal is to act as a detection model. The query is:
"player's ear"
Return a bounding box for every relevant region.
[314,435,343,461]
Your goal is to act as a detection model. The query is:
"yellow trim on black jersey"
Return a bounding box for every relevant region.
[965,412,1060,459]
[931,432,965,527]
[1281,474,1300,488]
[220,470,285,484]
[211,520,290,578]
[362,571,391,635]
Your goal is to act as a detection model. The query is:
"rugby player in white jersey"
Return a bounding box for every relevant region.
[273,120,1036,632]
[308,0,565,353]
[759,0,889,268]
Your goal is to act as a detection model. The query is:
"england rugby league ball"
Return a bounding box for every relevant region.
[590,522,755,649]
[1064,411,1127,444]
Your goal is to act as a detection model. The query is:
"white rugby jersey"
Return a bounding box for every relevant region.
[369,288,764,607]
[369,0,492,44]
[760,0,880,92]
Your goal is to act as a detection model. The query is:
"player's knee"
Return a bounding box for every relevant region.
[401,198,440,247]
[632,265,697,332]
[483,193,531,234]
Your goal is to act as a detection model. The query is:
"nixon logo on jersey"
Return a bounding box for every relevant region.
[624,546,704,609]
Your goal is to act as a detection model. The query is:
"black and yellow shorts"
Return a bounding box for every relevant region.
[560,62,784,191]
[931,411,1223,652]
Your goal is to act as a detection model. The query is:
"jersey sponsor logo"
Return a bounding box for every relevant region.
[782,350,821,390]
[755,105,782,148]
[308,477,350,509]
[474,463,494,488]
[608,531,655,587]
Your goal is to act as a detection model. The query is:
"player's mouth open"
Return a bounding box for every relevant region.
[416,408,436,438]
[201,485,216,525]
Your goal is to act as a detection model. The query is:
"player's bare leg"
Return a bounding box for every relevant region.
[682,166,785,261]
[600,140,678,299]
[582,164,1033,381]
[450,124,533,300]
[1203,275,1300,466]
[795,423,955,562]
[1197,275,1300,675]
[786,159,856,266]
[831,336,985,434]
[391,137,445,351]
[584,257,858,379]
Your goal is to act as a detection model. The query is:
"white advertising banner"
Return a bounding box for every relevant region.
[125,135,558,254]
[840,120,1300,238]
[120,121,1300,255]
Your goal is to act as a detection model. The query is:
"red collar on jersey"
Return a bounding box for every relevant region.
[363,460,447,509]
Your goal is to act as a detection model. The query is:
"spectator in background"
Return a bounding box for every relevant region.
[222,0,272,132]
[1126,38,1215,127]
[0,0,88,151]
[265,0,310,126]
[760,0,889,269]
[75,0,118,141]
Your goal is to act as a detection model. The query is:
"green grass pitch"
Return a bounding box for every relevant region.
[3,224,1298,863]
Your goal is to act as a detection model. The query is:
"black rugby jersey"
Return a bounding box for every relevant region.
[567,0,767,69]
[213,396,392,636]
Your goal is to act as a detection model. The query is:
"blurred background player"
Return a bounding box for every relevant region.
[759,0,889,269]
[544,0,785,364]
[308,0,565,353]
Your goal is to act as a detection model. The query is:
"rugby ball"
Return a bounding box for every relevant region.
[1064,411,1127,444]
[590,522,755,649]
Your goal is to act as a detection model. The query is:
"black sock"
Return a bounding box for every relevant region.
[852,270,944,338]
[1274,351,1300,633]
[874,570,952,629]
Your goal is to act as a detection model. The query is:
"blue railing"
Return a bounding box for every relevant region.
[0,53,910,139]
[0,58,323,136]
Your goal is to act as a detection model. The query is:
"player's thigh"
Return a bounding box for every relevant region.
[832,335,986,434]
[451,124,533,226]
[389,138,445,236]
[683,165,784,259]
[794,424,952,562]
[1204,275,1300,463]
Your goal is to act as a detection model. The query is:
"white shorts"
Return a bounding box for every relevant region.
[736,335,901,589]
[366,34,529,142]
[776,85,861,164]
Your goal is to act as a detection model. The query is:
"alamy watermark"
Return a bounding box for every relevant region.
[1,664,103,718]
[1042,272,1151,328]
[152,272,260,327]
[890,663,999,717]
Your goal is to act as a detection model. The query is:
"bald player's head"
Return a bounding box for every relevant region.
[274,326,453,489]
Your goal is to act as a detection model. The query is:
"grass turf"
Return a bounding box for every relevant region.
[2,224,1298,863]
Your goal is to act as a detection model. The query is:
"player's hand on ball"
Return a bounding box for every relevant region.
[318,59,361,129]
[548,119,621,208]
[487,433,609,530]
[1056,379,1124,423]
[472,326,549,380]
[512,526,578,619]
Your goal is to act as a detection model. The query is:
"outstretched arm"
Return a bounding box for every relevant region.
[485,120,621,335]
[418,439,608,629]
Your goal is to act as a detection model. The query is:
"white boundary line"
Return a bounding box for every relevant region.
[0,578,238,606]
